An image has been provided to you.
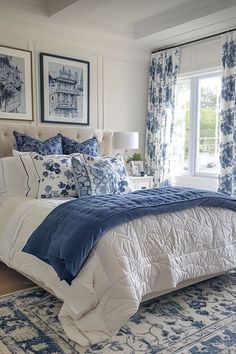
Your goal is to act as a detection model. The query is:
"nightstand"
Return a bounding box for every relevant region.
[130,176,153,190]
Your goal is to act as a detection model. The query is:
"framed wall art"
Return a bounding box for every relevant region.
[130,160,144,176]
[40,53,90,125]
[0,45,33,121]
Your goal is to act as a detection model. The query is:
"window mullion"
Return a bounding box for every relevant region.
[189,77,198,176]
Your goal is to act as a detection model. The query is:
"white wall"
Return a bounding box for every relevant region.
[0,12,223,174]
[0,16,149,154]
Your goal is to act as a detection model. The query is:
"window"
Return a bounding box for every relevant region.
[173,73,221,178]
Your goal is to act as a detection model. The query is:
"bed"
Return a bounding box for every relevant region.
[0,124,236,347]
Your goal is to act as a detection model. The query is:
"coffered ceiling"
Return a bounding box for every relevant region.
[1,0,236,50]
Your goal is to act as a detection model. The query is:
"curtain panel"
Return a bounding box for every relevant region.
[145,48,180,187]
[218,31,236,196]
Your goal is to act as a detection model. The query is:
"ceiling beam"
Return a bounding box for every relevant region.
[135,0,236,39]
[47,0,112,19]
[46,0,78,16]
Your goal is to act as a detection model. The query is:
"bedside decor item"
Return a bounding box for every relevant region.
[40,53,89,125]
[0,45,33,121]
[113,131,139,155]
[113,131,139,168]
[130,160,144,176]
[126,152,142,164]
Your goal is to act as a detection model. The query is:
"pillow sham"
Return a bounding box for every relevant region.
[31,153,77,198]
[83,154,133,194]
[72,156,111,197]
[59,134,99,156]
[13,150,39,198]
[13,131,63,155]
[0,157,29,197]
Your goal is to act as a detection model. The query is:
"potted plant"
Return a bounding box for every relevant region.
[126,152,146,176]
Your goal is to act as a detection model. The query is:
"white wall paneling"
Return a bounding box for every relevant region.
[0,20,149,152]
[0,12,224,162]
[103,57,148,155]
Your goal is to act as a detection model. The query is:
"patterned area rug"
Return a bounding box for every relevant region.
[1,273,236,354]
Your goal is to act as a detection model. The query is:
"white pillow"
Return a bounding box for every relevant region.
[0,157,29,197]
[31,153,77,198]
[13,150,39,198]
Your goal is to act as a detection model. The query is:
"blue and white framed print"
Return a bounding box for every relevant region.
[40,53,90,126]
[0,45,33,121]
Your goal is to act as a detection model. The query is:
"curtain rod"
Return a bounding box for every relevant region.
[152,27,236,54]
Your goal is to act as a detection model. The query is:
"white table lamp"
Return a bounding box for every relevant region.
[113,132,139,150]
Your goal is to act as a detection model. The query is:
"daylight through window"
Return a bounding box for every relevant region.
[173,73,221,178]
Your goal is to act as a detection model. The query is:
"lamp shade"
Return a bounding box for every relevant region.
[113,132,139,150]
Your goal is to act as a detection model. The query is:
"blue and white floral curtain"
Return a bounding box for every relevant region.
[218,30,236,196]
[145,48,180,187]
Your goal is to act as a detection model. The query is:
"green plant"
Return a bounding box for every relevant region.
[126,152,142,164]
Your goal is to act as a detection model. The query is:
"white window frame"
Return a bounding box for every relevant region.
[176,70,221,180]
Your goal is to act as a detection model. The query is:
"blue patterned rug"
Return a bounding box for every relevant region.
[1,272,236,354]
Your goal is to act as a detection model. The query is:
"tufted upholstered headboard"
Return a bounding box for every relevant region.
[0,125,113,157]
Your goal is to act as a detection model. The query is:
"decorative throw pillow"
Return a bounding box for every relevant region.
[31,153,77,198]
[72,156,110,197]
[83,154,133,194]
[81,155,119,194]
[59,134,99,156]
[109,155,133,194]
[13,131,63,155]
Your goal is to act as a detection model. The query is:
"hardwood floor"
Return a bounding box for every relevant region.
[0,262,35,296]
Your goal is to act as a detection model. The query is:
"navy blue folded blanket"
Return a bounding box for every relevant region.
[22,187,236,284]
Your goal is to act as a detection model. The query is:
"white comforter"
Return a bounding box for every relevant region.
[0,196,236,346]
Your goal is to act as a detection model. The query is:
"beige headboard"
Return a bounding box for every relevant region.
[0,125,113,157]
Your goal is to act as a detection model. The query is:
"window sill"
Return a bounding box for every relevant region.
[173,175,218,191]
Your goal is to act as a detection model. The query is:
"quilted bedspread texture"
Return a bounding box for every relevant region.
[0,192,236,345]
[23,187,236,283]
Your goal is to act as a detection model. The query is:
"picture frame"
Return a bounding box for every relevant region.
[40,53,90,125]
[130,161,144,176]
[0,45,33,121]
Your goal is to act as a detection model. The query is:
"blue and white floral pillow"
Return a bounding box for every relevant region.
[72,156,110,197]
[13,131,63,155]
[31,153,77,198]
[82,155,119,194]
[83,154,133,194]
[59,134,99,156]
